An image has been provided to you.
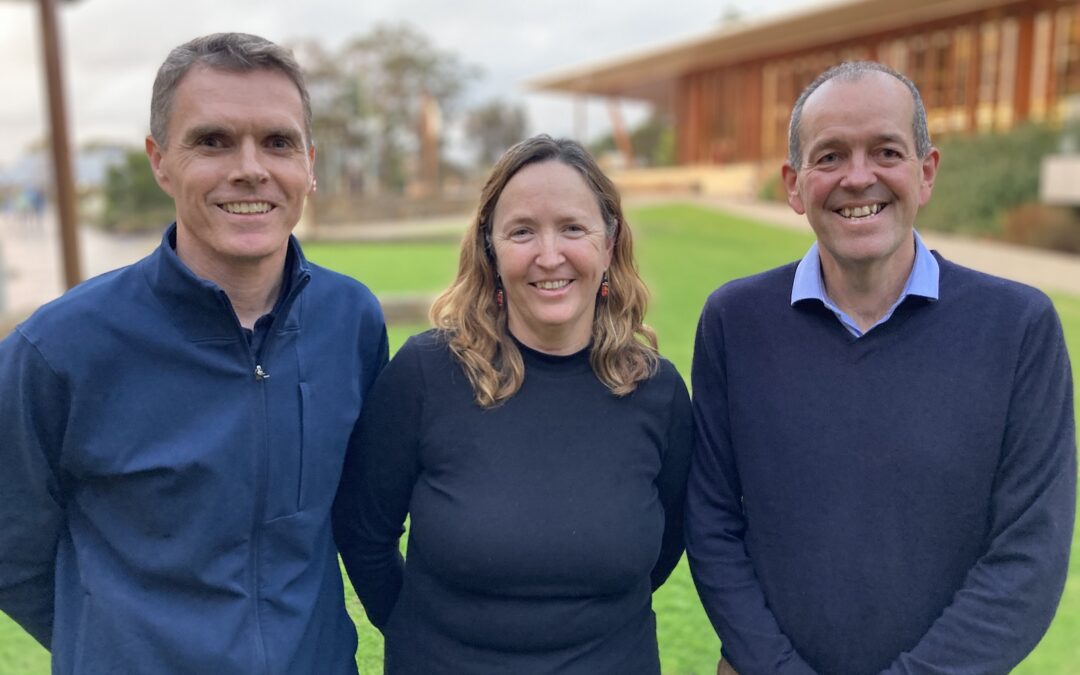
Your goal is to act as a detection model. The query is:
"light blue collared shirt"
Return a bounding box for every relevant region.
[790,231,939,337]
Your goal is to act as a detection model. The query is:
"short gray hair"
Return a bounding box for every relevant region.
[787,61,931,168]
[150,33,312,148]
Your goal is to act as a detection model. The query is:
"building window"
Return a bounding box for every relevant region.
[1030,11,1053,121]
[978,21,1001,131]
[1055,4,1080,96]
[997,18,1019,129]
[952,27,974,131]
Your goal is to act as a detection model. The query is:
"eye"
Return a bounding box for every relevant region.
[564,223,588,236]
[197,134,226,148]
[880,147,903,160]
[816,152,839,165]
[507,227,532,241]
[267,135,295,150]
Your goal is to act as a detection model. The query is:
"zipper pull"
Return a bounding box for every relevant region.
[254,365,270,381]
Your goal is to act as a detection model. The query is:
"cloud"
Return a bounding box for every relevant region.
[0,0,815,166]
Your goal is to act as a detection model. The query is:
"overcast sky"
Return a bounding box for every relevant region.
[0,0,825,167]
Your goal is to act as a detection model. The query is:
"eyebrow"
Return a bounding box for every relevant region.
[497,211,599,232]
[180,124,231,145]
[497,214,539,229]
[265,127,304,145]
[807,133,910,158]
[179,125,304,146]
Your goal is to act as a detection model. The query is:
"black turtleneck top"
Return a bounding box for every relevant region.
[333,329,692,674]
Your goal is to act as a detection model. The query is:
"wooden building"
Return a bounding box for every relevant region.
[531,0,1080,167]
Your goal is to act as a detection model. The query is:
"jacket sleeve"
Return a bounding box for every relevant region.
[685,299,817,675]
[0,329,68,648]
[881,299,1076,674]
[333,337,422,632]
[361,320,389,396]
[650,368,693,590]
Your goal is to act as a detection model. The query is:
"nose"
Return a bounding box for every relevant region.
[230,139,270,186]
[839,151,877,191]
[535,231,565,268]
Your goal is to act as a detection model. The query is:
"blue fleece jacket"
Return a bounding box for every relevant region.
[0,226,388,674]
[687,253,1076,675]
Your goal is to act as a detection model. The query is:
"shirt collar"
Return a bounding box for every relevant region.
[790,230,939,307]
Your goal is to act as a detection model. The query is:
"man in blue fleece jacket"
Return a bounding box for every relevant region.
[687,61,1075,675]
[0,33,387,674]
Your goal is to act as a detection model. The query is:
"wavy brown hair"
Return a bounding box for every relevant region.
[430,135,658,408]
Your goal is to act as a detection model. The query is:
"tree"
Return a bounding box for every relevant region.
[589,112,676,167]
[100,149,175,232]
[465,99,527,169]
[294,23,480,196]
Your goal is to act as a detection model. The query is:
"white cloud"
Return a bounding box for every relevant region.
[0,0,817,166]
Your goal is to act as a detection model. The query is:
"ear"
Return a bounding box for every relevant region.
[307,143,317,195]
[145,135,174,198]
[918,147,940,207]
[781,163,805,215]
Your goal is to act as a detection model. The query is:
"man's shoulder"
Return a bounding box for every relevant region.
[937,255,1056,318]
[16,262,147,346]
[302,261,382,314]
[702,262,799,314]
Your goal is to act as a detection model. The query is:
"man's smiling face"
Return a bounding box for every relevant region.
[782,70,939,275]
[147,65,315,275]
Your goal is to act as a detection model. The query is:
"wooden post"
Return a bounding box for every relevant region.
[574,95,588,143]
[606,98,633,167]
[1013,10,1035,123]
[38,0,82,289]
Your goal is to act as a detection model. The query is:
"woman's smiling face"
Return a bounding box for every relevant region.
[490,160,613,355]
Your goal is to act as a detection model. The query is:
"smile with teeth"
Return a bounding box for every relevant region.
[836,203,885,219]
[220,201,273,215]
[533,280,571,290]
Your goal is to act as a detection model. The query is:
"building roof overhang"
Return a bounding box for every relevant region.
[528,0,1024,105]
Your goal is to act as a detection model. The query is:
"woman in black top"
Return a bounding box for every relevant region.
[333,135,692,674]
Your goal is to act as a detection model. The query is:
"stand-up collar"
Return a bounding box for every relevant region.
[141,223,312,342]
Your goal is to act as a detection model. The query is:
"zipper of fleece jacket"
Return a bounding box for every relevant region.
[216,289,271,674]
[252,352,271,675]
[243,273,309,674]
[219,272,309,674]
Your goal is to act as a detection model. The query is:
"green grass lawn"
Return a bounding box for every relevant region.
[2,203,1077,674]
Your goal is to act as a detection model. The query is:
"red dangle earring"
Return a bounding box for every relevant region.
[600,271,610,299]
[495,276,504,309]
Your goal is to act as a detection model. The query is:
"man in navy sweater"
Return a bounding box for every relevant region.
[0,34,387,673]
[687,61,1075,674]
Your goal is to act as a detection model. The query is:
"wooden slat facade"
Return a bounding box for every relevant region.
[669,0,1080,164]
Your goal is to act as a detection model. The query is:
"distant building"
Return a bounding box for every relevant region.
[0,144,127,192]
[532,0,1080,167]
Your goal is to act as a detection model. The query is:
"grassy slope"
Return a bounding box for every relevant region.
[2,203,1076,674]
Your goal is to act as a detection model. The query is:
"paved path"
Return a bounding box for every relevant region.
[3,199,1079,331]
[691,196,1080,297]
[0,211,159,320]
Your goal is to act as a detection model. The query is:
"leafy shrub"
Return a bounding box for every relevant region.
[758,171,787,203]
[916,124,1062,237]
[589,113,677,167]
[1001,203,1080,254]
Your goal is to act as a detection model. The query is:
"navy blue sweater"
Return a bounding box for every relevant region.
[333,331,692,673]
[686,254,1075,675]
